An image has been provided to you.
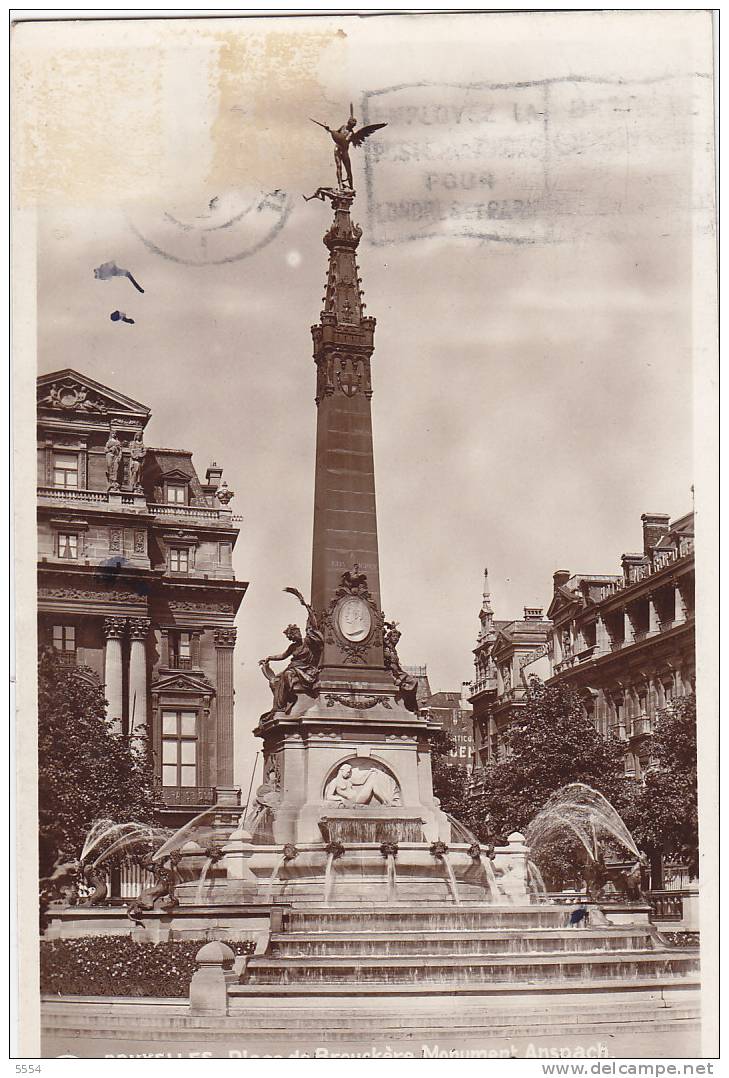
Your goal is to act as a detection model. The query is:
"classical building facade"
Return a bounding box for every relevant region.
[468,570,552,776]
[521,511,695,780]
[37,369,248,826]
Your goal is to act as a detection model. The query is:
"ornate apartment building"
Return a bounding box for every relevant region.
[468,512,695,787]
[468,570,552,775]
[37,369,248,825]
[523,511,695,780]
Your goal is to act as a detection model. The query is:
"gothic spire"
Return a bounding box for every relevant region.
[478,567,494,641]
[319,193,371,329]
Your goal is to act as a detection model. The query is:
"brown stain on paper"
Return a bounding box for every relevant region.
[209,28,346,195]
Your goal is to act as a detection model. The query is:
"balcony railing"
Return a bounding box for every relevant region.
[629,715,653,738]
[469,676,497,697]
[149,504,223,521]
[38,486,229,523]
[161,786,215,807]
[38,485,109,504]
[648,892,684,922]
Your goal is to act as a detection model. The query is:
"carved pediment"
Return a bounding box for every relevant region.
[159,467,192,482]
[37,369,151,422]
[546,587,581,622]
[151,671,215,695]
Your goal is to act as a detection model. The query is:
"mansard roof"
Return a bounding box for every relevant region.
[426,691,463,709]
[38,368,151,423]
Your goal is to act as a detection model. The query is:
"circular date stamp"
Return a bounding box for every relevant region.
[127,188,293,266]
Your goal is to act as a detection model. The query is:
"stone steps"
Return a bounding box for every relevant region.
[284,905,574,932]
[245,949,699,986]
[270,927,658,957]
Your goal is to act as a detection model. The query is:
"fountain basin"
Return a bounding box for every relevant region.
[203,840,524,905]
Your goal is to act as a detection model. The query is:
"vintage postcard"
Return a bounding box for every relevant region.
[12,10,718,1064]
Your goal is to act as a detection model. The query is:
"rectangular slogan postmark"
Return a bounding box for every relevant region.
[360,75,709,247]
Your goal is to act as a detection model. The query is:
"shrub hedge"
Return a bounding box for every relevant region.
[40,935,255,998]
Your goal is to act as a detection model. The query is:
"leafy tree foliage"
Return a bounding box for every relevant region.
[429,728,472,821]
[38,647,158,877]
[465,680,641,887]
[469,680,632,838]
[631,695,698,879]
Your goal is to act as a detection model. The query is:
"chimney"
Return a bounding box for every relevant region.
[621,552,648,584]
[523,606,544,621]
[205,461,223,490]
[553,570,570,594]
[641,512,670,554]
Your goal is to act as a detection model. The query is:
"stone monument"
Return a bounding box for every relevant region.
[217,108,512,905]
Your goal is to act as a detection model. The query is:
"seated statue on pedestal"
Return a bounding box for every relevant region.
[259,587,324,718]
[324,763,400,806]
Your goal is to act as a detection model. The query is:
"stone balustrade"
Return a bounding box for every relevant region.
[38,485,109,504]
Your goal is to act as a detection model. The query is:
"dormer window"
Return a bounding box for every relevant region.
[166,482,187,505]
[53,452,79,489]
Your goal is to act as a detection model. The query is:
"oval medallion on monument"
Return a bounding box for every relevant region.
[337,597,372,642]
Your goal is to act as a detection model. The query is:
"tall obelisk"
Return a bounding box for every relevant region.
[254,115,447,848]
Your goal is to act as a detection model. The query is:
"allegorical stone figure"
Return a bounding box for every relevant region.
[259,587,324,716]
[128,432,146,491]
[324,763,399,806]
[104,430,123,490]
[383,620,420,713]
[310,103,387,191]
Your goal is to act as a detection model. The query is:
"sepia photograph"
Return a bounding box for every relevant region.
[12,9,718,1063]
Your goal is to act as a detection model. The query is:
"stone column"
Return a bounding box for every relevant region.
[674,582,688,624]
[214,628,239,805]
[595,615,609,655]
[623,607,634,646]
[103,617,126,733]
[128,618,150,737]
[647,594,660,636]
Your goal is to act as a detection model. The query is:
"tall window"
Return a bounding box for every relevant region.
[166,483,187,504]
[52,624,76,656]
[58,532,78,559]
[169,548,189,573]
[162,710,197,787]
[53,452,79,489]
[173,631,192,669]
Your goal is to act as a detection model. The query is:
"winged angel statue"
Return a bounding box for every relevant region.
[310,103,387,191]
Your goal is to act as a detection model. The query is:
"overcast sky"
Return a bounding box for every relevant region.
[20,11,713,788]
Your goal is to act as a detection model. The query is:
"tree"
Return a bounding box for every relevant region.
[429,729,472,821]
[38,647,158,878]
[631,695,698,881]
[466,680,637,887]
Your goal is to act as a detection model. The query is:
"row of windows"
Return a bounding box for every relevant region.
[50,625,197,660]
[46,451,190,503]
[49,531,231,572]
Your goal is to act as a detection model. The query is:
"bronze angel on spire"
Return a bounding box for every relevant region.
[310,103,387,191]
